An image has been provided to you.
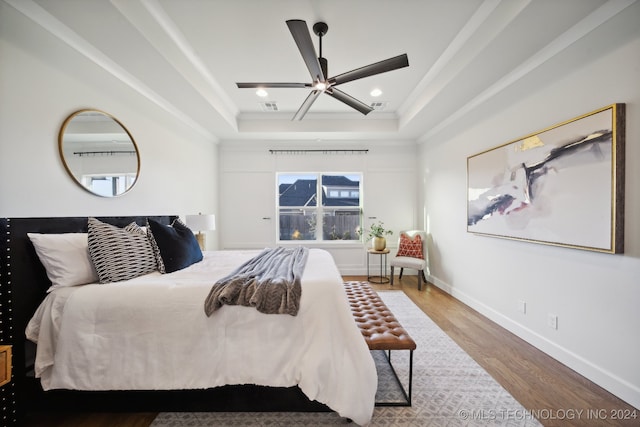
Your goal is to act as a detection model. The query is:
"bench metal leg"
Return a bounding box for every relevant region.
[375,349,413,407]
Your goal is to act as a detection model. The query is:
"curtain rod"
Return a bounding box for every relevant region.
[269,149,368,155]
[73,151,137,157]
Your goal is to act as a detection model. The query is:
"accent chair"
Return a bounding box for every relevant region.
[390,230,428,291]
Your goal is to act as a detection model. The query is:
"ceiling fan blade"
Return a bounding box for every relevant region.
[236,82,309,88]
[326,88,373,115]
[292,90,322,121]
[286,20,326,82]
[329,54,409,86]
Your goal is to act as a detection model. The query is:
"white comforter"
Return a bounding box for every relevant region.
[26,249,377,425]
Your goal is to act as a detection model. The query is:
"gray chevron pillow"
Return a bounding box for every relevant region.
[88,218,157,283]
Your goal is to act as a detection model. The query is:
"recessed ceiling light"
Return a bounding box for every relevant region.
[370,88,382,97]
[256,88,268,97]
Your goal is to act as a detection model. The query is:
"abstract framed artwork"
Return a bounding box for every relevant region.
[467,104,625,253]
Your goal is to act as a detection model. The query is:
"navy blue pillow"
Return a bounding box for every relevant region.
[147,218,203,273]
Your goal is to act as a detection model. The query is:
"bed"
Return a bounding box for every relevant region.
[1,216,377,425]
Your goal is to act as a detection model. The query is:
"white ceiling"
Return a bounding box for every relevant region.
[5,0,635,143]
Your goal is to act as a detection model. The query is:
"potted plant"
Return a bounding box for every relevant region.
[357,220,393,250]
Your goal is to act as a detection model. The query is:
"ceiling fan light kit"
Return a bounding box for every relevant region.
[236,19,409,121]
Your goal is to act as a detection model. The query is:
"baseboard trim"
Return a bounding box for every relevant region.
[428,274,640,410]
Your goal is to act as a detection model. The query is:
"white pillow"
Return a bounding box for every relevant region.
[27,233,99,292]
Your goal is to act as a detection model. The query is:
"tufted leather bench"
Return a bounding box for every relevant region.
[344,281,416,406]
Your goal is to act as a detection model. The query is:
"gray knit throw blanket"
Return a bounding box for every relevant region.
[204,246,309,316]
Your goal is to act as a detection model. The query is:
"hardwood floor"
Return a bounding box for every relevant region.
[359,275,638,427]
[23,276,637,427]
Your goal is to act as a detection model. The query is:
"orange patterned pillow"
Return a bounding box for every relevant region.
[396,234,423,259]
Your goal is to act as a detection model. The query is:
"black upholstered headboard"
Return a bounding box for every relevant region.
[0,216,176,395]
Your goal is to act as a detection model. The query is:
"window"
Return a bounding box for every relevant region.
[278,173,362,241]
[83,174,136,197]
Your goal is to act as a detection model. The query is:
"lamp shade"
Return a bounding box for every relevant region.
[185,214,216,232]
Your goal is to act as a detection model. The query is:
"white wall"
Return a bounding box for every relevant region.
[218,141,418,273]
[0,6,219,248]
[419,5,640,409]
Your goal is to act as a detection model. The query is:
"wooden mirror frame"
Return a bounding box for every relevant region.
[58,109,140,197]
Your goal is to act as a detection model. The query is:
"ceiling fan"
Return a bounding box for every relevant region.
[236,19,409,120]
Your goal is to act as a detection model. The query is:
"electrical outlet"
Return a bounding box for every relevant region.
[517,300,526,314]
[548,314,558,330]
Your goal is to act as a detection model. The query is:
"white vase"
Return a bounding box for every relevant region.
[372,237,386,251]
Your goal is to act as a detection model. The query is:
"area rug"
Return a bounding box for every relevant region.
[151,289,541,426]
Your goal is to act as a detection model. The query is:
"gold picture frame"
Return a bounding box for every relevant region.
[467,104,625,253]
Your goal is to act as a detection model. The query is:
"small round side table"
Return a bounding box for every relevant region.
[367,248,390,284]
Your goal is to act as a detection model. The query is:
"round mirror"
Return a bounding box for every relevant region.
[58,109,140,197]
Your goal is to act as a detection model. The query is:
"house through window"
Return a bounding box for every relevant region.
[278,173,362,241]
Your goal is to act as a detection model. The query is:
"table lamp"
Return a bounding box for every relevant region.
[186,213,216,251]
